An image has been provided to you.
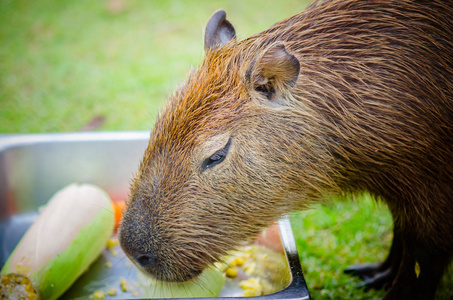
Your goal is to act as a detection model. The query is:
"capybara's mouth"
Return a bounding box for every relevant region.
[119,244,205,283]
[137,263,204,283]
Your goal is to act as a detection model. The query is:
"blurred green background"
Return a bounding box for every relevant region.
[0,0,310,133]
[1,1,451,299]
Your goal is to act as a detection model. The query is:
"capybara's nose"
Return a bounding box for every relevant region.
[135,252,157,269]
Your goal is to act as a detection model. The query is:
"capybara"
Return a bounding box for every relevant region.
[119,0,453,299]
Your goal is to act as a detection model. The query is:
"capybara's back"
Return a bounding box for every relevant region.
[119,1,453,299]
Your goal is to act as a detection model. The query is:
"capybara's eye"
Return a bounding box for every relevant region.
[201,138,232,172]
[256,83,275,100]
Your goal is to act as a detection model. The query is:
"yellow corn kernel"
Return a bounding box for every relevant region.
[231,256,246,267]
[106,238,119,250]
[120,277,129,292]
[92,290,105,299]
[225,267,238,278]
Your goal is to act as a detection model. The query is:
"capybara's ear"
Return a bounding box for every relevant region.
[246,42,300,101]
[204,10,236,51]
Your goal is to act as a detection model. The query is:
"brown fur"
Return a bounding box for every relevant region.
[119,0,453,298]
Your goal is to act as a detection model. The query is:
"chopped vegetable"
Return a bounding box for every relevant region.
[91,290,105,299]
[240,278,263,297]
[112,200,126,231]
[138,265,225,298]
[0,184,115,300]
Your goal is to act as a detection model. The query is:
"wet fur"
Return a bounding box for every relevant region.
[119,0,453,298]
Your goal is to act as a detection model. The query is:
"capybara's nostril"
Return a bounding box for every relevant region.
[135,253,157,269]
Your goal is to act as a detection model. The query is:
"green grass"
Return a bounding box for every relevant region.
[291,195,391,299]
[0,0,308,133]
[1,1,452,299]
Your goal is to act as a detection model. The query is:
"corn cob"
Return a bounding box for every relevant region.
[0,184,115,300]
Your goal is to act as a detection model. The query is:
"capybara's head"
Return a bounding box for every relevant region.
[119,10,328,282]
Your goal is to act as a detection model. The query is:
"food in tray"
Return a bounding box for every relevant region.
[0,184,290,299]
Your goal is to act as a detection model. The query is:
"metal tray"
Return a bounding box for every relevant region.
[0,132,310,299]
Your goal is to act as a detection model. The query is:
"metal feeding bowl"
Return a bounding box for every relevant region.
[0,132,310,299]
